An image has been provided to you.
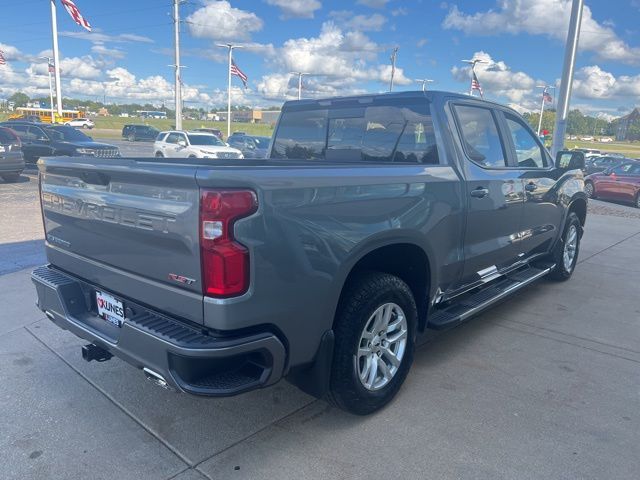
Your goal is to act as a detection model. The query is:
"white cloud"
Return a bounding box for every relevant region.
[265,0,321,19]
[256,22,410,100]
[329,11,387,31]
[443,0,640,65]
[59,31,154,44]
[572,65,640,100]
[186,1,263,41]
[451,51,537,102]
[91,44,126,59]
[356,0,390,8]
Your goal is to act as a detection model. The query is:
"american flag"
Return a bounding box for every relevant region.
[230,59,248,89]
[543,89,553,104]
[61,0,92,32]
[0,50,6,66]
[471,70,483,98]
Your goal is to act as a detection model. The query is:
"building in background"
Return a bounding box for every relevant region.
[616,108,640,141]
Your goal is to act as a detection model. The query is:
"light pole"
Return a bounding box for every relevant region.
[290,72,309,100]
[389,47,398,92]
[40,56,56,124]
[462,59,486,97]
[216,43,243,139]
[173,0,183,130]
[415,79,434,92]
[551,0,584,157]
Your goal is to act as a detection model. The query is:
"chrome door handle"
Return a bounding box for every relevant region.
[470,187,489,198]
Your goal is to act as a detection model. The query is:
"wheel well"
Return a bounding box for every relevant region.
[339,243,431,331]
[569,198,587,226]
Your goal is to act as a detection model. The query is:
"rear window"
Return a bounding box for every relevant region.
[0,129,16,144]
[271,100,439,164]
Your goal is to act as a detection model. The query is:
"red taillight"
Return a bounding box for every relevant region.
[200,189,258,297]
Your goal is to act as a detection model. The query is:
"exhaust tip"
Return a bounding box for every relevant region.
[143,367,170,390]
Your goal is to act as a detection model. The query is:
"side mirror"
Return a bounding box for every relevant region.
[178,140,187,147]
[556,150,585,171]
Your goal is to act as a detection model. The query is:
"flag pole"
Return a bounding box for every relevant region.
[50,0,63,120]
[41,56,56,124]
[536,86,547,137]
[226,45,232,139]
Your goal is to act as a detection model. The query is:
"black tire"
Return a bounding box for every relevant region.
[155,152,164,158]
[635,192,640,209]
[1,173,21,182]
[548,212,582,281]
[584,180,596,199]
[128,134,135,142]
[188,154,197,158]
[82,124,89,129]
[328,272,417,415]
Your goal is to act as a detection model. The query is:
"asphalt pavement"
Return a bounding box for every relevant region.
[1,167,639,479]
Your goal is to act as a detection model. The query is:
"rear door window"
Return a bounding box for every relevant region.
[453,105,507,168]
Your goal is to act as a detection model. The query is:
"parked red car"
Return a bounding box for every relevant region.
[585,161,640,208]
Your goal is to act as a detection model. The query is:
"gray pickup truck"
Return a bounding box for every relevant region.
[32,91,587,414]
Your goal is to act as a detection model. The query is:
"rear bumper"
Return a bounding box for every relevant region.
[0,152,25,173]
[31,265,286,396]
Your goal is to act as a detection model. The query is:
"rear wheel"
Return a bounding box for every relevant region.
[1,173,21,182]
[584,181,595,199]
[548,212,582,281]
[82,124,89,129]
[328,272,417,415]
[155,152,164,158]
[635,192,640,209]
[128,134,135,142]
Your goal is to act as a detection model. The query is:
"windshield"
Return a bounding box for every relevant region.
[252,136,270,147]
[45,126,91,142]
[187,134,225,146]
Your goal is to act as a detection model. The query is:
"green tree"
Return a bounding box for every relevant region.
[8,92,30,107]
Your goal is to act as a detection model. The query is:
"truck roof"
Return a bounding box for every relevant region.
[281,90,505,111]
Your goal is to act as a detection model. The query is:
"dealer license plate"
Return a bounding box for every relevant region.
[96,291,125,327]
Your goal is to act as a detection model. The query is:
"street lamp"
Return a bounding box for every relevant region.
[415,79,434,92]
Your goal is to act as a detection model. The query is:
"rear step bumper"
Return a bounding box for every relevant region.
[31,265,286,396]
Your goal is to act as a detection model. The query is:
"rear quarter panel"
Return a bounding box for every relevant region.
[197,163,464,367]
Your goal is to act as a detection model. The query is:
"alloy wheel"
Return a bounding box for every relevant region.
[355,302,408,391]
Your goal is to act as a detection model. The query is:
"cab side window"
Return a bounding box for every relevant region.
[504,114,548,168]
[454,105,507,168]
[165,133,180,144]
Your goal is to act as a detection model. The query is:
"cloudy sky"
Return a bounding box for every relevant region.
[1,0,639,117]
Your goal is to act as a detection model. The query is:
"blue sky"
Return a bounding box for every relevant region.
[1,0,639,118]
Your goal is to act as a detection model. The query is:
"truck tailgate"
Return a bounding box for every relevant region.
[39,157,204,324]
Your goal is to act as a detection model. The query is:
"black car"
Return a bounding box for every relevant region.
[0,126,25,182]
[0,122,120,163]
[122,124,160,142]
[227,134,271,159]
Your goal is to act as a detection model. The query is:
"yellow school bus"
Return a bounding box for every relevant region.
[8,107,82,124]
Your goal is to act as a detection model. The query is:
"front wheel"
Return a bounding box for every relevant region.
[635,192,640,209]
[584,181,596,199]
[128,134,135,142]
[82,124,89,129]
[328,272,417,415]
[548,212,582,281]
[155,152,164,158]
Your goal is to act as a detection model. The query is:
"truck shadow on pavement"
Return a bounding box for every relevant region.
[0,239,45,275]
